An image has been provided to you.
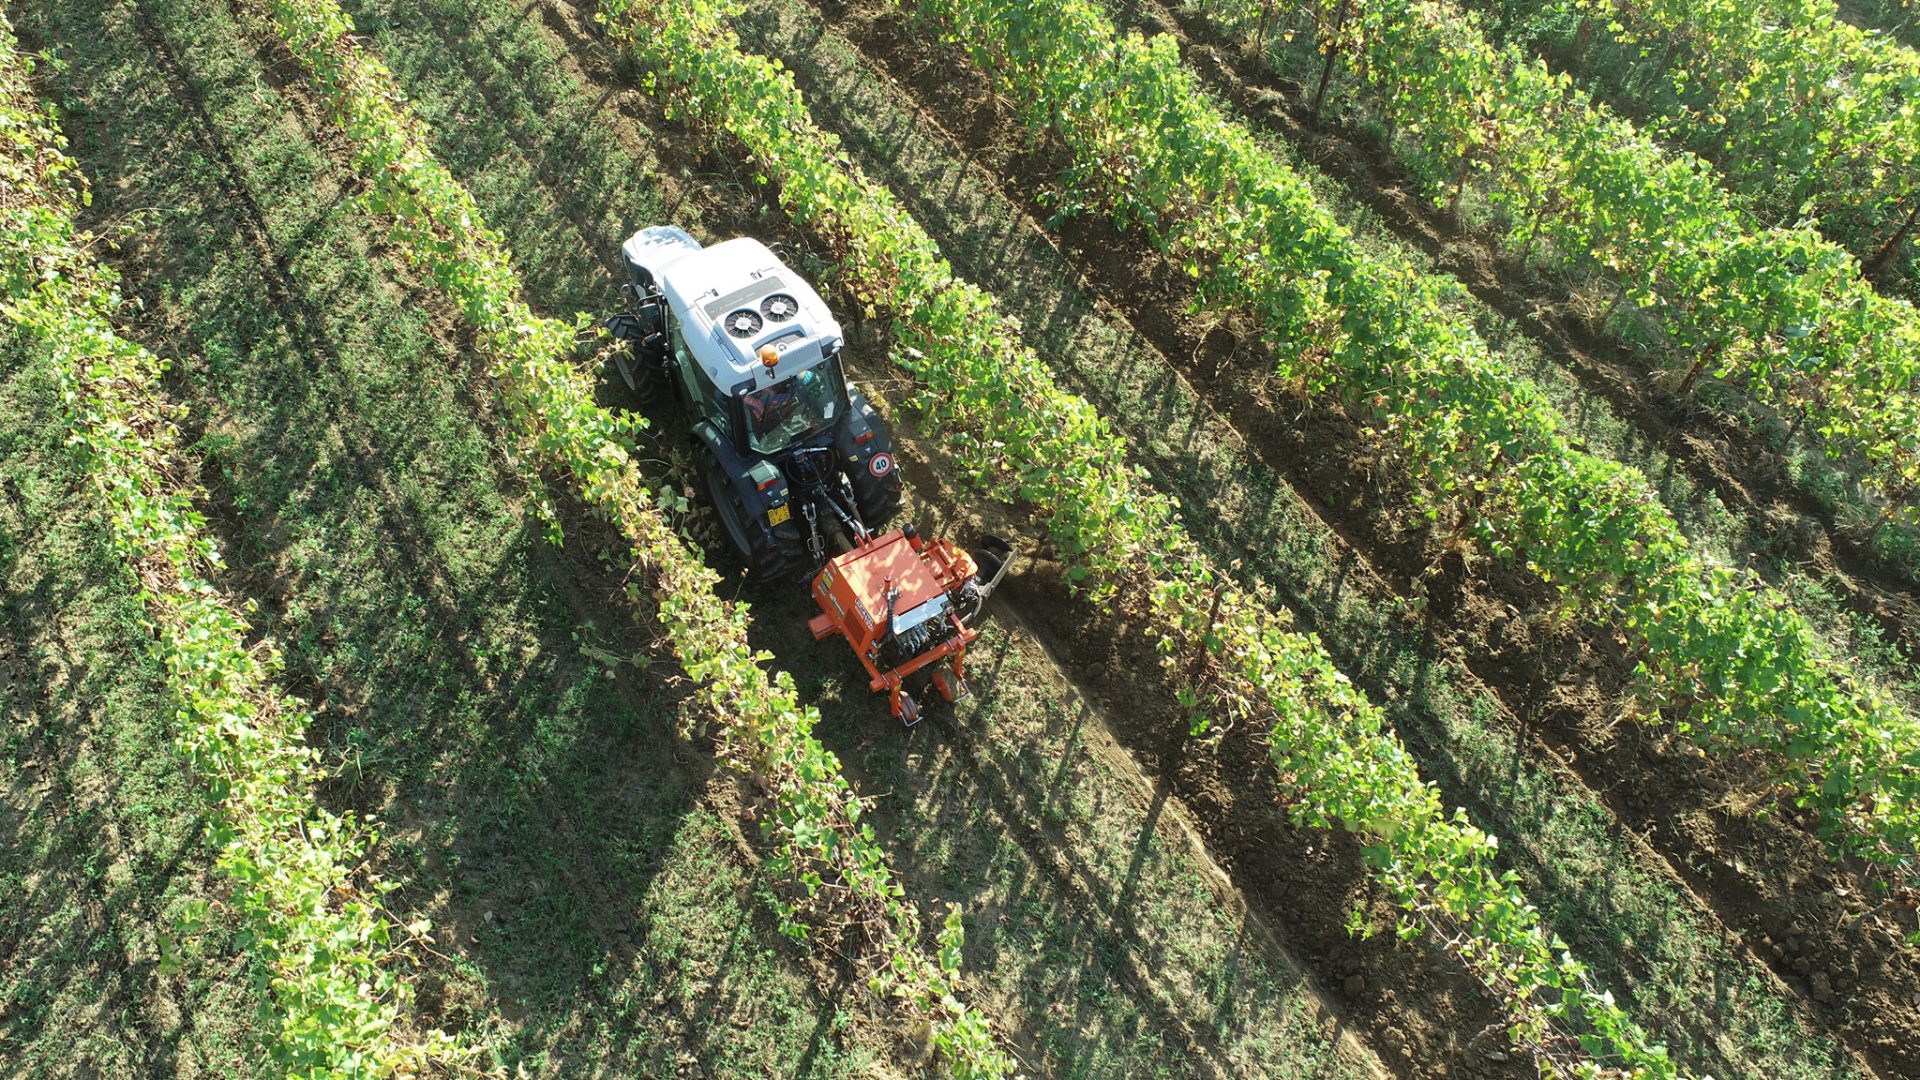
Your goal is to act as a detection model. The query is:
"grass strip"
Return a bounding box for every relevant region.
[599,0,1684,1072]
[0,8,454,1075]
[244,0,1012,1072]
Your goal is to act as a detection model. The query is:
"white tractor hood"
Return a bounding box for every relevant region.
[622,227,843,392]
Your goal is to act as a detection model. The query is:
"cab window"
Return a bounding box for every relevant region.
[671,315,731,430]
[743,363,843,454]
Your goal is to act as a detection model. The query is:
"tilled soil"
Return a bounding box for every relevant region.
[1004,564,1531,1079]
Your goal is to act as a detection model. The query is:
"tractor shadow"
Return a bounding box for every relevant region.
[738,566,1338,1076]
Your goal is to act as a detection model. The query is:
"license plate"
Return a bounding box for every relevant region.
[768,503,791,526]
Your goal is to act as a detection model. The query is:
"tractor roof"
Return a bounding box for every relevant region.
[622,227,843,393]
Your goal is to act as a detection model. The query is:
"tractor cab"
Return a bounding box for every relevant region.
[607,226,1012,725]
[608,226,904,578]
[612,228,849,444]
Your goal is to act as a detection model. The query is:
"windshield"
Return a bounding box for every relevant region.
[743,364,841,453]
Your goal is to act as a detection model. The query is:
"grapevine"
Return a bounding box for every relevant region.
[909,0,1920,895]
[1200,0,1920,535]
[0,12,455,1075]
[1538,0,1920,286]
[246,0,1013,1073]
[599,0,1685,1072]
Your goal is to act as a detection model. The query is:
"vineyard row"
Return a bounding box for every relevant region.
[910,0,1920,893]
[1533,0,1920,287]
[1208,0,1920,531]
[598,0,1688,1071]
[0,11,454,1074]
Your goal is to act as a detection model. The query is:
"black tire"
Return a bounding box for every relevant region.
[614,338,673,405]
[849,462,903,531]
[700,448,794,579]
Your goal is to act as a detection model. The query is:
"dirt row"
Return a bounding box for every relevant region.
[757,0,1920,1074]
[1114,0,1920,1007]
[1135,0,1920,653]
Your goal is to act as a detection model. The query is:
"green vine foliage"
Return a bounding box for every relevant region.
[912,0,1920,901]
[597,0,1685,1072]
[1546,0,1920,278]
[1203,0,1920,527]
[0,13,456,1077]
[247,1,1011,1074]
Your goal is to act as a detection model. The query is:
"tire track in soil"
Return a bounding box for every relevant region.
[746,2,1920,1076]
[381,0,1447,1073]
[1128,0,1920,656]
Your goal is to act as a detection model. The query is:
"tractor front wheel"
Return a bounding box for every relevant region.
[613,337,673,404]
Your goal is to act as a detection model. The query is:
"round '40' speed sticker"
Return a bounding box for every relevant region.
[868,452,894,478]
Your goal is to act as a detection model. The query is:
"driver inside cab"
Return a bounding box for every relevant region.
[745,350,813,437]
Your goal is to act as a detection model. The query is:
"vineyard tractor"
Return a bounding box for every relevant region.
[606,226,1014,726]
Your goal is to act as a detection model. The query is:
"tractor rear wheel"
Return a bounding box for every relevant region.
[700,448,793,579]
[849,459,902,531]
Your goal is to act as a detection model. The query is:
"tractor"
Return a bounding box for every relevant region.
[606,226,1012,726]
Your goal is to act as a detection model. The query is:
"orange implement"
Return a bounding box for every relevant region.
[808,527,986,726]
